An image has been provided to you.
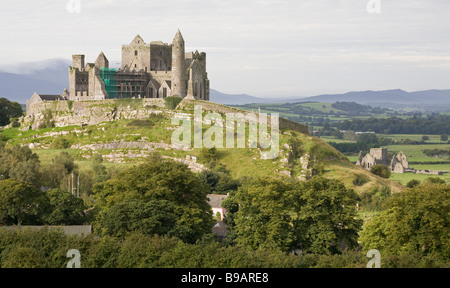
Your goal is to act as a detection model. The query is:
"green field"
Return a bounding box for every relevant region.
[386,144,450,163]
[389,172,450,185]
[317,133,450,185]
[318,136,353,143]
[379,134,448,143]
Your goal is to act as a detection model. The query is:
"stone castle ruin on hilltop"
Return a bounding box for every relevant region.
[26,30,209,115]
[357,148,447,175]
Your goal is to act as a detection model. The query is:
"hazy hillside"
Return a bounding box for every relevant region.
[214,89,450,108]
[296,89,450,106]
[210,89,267,105]
[0,59,70,104]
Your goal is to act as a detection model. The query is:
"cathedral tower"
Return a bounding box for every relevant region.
[171,29,186,98]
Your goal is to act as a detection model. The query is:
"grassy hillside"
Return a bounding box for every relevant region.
[1,99,406,194]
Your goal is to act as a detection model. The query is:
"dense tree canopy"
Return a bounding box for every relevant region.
[0,179,47,225]
[226,176,362,254]
[42,188,86,225]
[336,114,450,134]
[199,165,240,195]
[0,145,40,185]
[0,98,23,126]
[360,183,449,259]
[0,179,86,226]
[93,156,215,243]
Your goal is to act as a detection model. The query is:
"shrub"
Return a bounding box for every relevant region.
[359,186,391,211]
[164,96,182,110]
[126,119,154,127]
[67,100,74,111]
[406,179,421,188]
[370,164,391,178]
[424,177,446,185]
[199,147,218,164]
[51,136,71,149]
[9,118,20,128]
[353,174,369,186]
[38,109,55,129]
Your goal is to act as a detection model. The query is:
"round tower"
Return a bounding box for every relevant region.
[171,29,186,98]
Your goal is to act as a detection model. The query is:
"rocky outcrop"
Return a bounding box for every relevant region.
[21,99,166,130]
[71,140,191,152]
[298,153,312,181]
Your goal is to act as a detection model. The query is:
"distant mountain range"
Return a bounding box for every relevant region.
[1,58,449,109]
[0,59,70,104]
[211,89,450,107]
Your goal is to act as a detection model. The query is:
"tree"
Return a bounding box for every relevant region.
[54,151,77,174]
[332,130,344,140]
[356,133,378,145]
[91,153,108,183]
[99,199,178,238]
[0,145,41,186]
[9,159,41,185]
[370,164,391,179]
[0,179,48,225]
[51,136,71,149]
[360,183,449,259]
[42,189,86,225]
[93,157,215,243]
[289,177,362,254]
[199,165,240,195]
[441,134,448,142]
[229,176,362,254]
[0,98,23,126]
[232,177,294,251]
[199,147,218,165]
[40,152,78,189]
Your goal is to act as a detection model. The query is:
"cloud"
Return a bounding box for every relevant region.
[0,0,449,96]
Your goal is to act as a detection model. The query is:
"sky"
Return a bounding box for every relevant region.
[0,0,449,98]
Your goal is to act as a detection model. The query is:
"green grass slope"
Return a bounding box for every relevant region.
[1,99,406,194]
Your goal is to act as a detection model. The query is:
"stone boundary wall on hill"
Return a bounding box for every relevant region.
[22,98,309,135]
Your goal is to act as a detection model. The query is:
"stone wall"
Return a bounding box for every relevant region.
[178,99,309,135]
[1,225,92,236]
[23,98,309,136]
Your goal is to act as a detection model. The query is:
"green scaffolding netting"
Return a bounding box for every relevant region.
[99,67,118,98]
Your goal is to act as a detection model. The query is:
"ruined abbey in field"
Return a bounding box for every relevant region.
[26,30,209,115]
